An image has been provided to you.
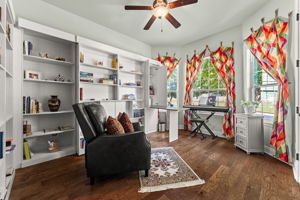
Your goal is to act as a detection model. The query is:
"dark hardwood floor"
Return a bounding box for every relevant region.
[11,131,300,200]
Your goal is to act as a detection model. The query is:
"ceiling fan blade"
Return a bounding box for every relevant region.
[144,15,156,30]
[125,5,153,10]
[168,0,198,9]
[165,13,181,28]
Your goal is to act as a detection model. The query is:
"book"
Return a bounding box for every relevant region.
[80,71,93,83]
[23,141,31,160]
[0,132,3,159]
[23,96,26,113]
[23,96,43,114]
[80,88,83,101]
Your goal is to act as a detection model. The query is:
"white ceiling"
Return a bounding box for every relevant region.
[41,0,269,46]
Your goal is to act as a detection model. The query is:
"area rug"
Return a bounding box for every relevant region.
[138,147,205,193]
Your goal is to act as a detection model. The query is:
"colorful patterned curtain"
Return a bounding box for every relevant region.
[244,17,290,162]
[209,46,236,138]
[184,49,207,130]
[156,55,180,79]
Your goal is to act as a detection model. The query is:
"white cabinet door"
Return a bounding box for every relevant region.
[144,60,167,108]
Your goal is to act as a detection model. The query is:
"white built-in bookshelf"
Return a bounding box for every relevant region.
[0,1,16,199]
[75,36,151,155]
[18,18,76,168]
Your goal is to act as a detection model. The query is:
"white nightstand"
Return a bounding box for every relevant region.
[235,113,264,154]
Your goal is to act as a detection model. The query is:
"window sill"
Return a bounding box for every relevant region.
[257,112,274,124]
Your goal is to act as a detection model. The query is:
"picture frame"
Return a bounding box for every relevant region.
[24,70,41,80]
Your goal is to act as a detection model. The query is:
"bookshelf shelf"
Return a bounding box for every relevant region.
[5,71,12,77]
[21,146,75,168]
[24,129,75,139]
[133,107,144,110]
[79,99,145,103]
[23,79,74,85]
[130,116,144,120]
[119,85,143,89]
[80,81,118,87]
[23,110,74,116]
[119,70,143,75]
[6,37,13,50]
[23,55,74,66]
[80,63,117,71]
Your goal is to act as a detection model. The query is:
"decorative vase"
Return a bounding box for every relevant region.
[243,105,256,114]
[48,95,61,112]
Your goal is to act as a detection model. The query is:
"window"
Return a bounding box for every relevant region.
[192,58,226,106]
[251,53,278,114]
[167,67,178,107]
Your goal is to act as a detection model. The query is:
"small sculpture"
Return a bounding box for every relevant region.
[39,53,48,58]
[48,95,61,112]
[48,140,59,152]
[55,57,66,61]
[54,74,65,82]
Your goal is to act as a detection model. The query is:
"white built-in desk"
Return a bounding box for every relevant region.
[150,106,187,143]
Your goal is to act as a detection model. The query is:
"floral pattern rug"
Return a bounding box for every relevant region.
[139,147,205,193]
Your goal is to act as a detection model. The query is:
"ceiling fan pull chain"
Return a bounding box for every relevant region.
[161,19,163,32]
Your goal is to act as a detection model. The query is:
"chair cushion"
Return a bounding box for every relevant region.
[118,112,134,133]
[85,104,107,136]
[106,116,125,135]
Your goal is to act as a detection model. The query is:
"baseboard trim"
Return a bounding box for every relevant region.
[264,145,275,156]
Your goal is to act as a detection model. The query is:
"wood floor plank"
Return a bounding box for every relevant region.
[10,131,300,200]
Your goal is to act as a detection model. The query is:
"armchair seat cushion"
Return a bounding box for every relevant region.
[106,116,125,135]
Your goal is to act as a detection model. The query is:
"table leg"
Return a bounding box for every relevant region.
[168,110,178,142]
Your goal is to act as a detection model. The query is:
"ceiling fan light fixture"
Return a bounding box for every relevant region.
[153,6,169,18]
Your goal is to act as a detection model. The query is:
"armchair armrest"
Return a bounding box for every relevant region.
[86,132,151,176]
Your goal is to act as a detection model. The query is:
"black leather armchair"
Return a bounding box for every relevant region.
[72,103,151,185]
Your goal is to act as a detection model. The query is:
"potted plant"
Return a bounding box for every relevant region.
[241,100,260,114]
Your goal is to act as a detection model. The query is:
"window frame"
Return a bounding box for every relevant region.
[248,50,279,117]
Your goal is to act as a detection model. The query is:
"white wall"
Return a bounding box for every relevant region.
[11,0,152,57]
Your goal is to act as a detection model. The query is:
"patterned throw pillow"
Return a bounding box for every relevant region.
[106,116,125,135]
[117,112,123,121]
[119,112,135,133]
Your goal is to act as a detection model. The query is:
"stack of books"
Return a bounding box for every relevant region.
[80,138,86,149]
[23,96,43,114]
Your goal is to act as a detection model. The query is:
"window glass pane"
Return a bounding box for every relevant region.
[193,76,201,89]
[200,79,209,90]
[167,67,178,106]
[251,52,278,114]
[255,86,278,114]
[192,90,208,105]
[167,91,177,107]
[210,78,218,89]
[219,79,225,89]
[191,57,225,106]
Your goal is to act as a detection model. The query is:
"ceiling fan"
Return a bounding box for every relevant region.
[125,0,198,30]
